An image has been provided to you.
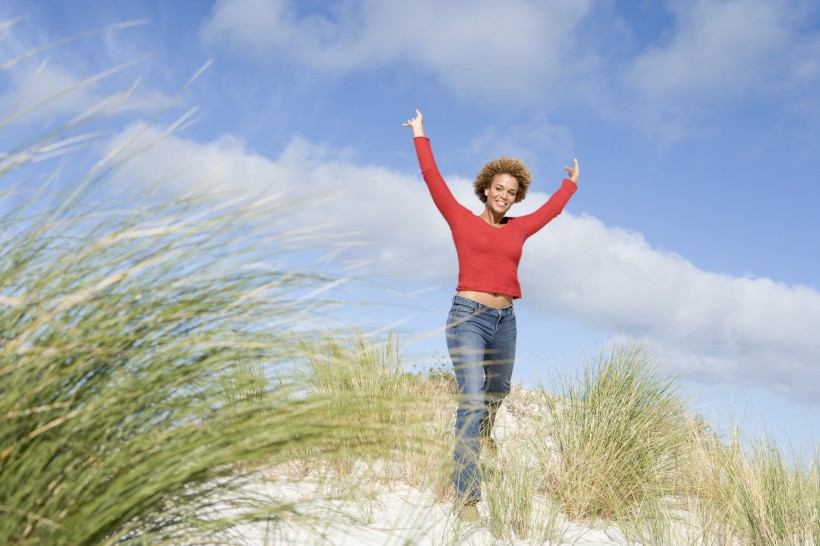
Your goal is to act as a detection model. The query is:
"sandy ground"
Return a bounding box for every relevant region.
[223,476,644,546]
[216,387,709,545]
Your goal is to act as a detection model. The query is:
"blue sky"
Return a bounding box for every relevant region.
[2,0,819,451]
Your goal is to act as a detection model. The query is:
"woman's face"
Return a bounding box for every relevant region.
[484,174,519,216]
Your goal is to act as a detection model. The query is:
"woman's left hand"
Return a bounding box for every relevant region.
[564,158,580,184]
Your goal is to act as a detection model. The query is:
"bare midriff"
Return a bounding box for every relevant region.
[456,290,513,309]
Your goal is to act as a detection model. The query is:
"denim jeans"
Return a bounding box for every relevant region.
[446,295,516,504]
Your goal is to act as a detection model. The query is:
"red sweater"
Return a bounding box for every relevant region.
[414,137,576,299]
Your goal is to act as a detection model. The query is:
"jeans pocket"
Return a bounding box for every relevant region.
[450,303,477,318]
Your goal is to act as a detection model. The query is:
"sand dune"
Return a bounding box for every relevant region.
[222,387,709,545]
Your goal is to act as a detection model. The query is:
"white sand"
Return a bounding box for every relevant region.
[220,387,706,545]
[224,477,639,546]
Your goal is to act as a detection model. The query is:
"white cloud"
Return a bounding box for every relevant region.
[0,60,175,127]
[517,211,820,401]
[198,0,301,58]
[104,123,459,283]
[0,15,174,127]
[108,127,820,404]
[616,0,820,143]
[627,0,810,100]
[201,0,596,102]
[198,0,820,142]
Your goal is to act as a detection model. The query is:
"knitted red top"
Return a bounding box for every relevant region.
[414,137,576,299]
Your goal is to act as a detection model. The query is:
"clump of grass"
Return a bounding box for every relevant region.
[409,363,457,502]
[539,343,690,521]
[484,453,539,541]
[481,385,573,543]
[303,333,413,462]
[289,335,820,546]
[694,428,818,545]
[300,333,455,493]
[0,33,399,540]
[814,452,820,546]
[0,172,398,543]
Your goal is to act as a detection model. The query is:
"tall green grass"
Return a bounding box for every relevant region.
[0,39,397,542]
[537,344,690,522]
[0,177,398,544]
[300,332,455,493]
[691,428,819,545]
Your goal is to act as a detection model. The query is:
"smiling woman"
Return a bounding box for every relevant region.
[403,108,579,520]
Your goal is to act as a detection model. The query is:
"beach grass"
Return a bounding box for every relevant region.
[299,332,455,494]
[691,427,819,545]
[0,45,402,540]
[0,174,401,544]
[536,344,690,522]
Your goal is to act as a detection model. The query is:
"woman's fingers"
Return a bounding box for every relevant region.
[564,158,580,182]
[403,109,423,127]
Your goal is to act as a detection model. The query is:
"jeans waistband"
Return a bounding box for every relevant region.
[452,295,514,314]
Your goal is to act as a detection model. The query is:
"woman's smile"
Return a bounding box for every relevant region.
[484,173,519,219]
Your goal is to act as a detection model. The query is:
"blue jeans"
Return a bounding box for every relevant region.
[446,295,516,504]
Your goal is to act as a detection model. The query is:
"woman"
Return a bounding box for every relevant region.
[403,109,579,521]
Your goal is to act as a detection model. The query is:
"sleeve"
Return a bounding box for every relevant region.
[414,137,468,224]
[513,179,577,237]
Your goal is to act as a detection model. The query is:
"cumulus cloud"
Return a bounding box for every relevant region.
[107,127,820,404]
[0,60,175,128]
[613,0,820,143]
[0,16,174,127]
[200,0,596,102]
[518,212,820,401]
[105,122,459,281]
[627,0,819,102]
[198,0,820,143]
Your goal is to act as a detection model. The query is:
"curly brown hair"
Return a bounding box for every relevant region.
[473,157,531,204]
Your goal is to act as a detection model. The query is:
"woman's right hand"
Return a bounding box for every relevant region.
[564,158,580,184]
[402,109,425,138]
